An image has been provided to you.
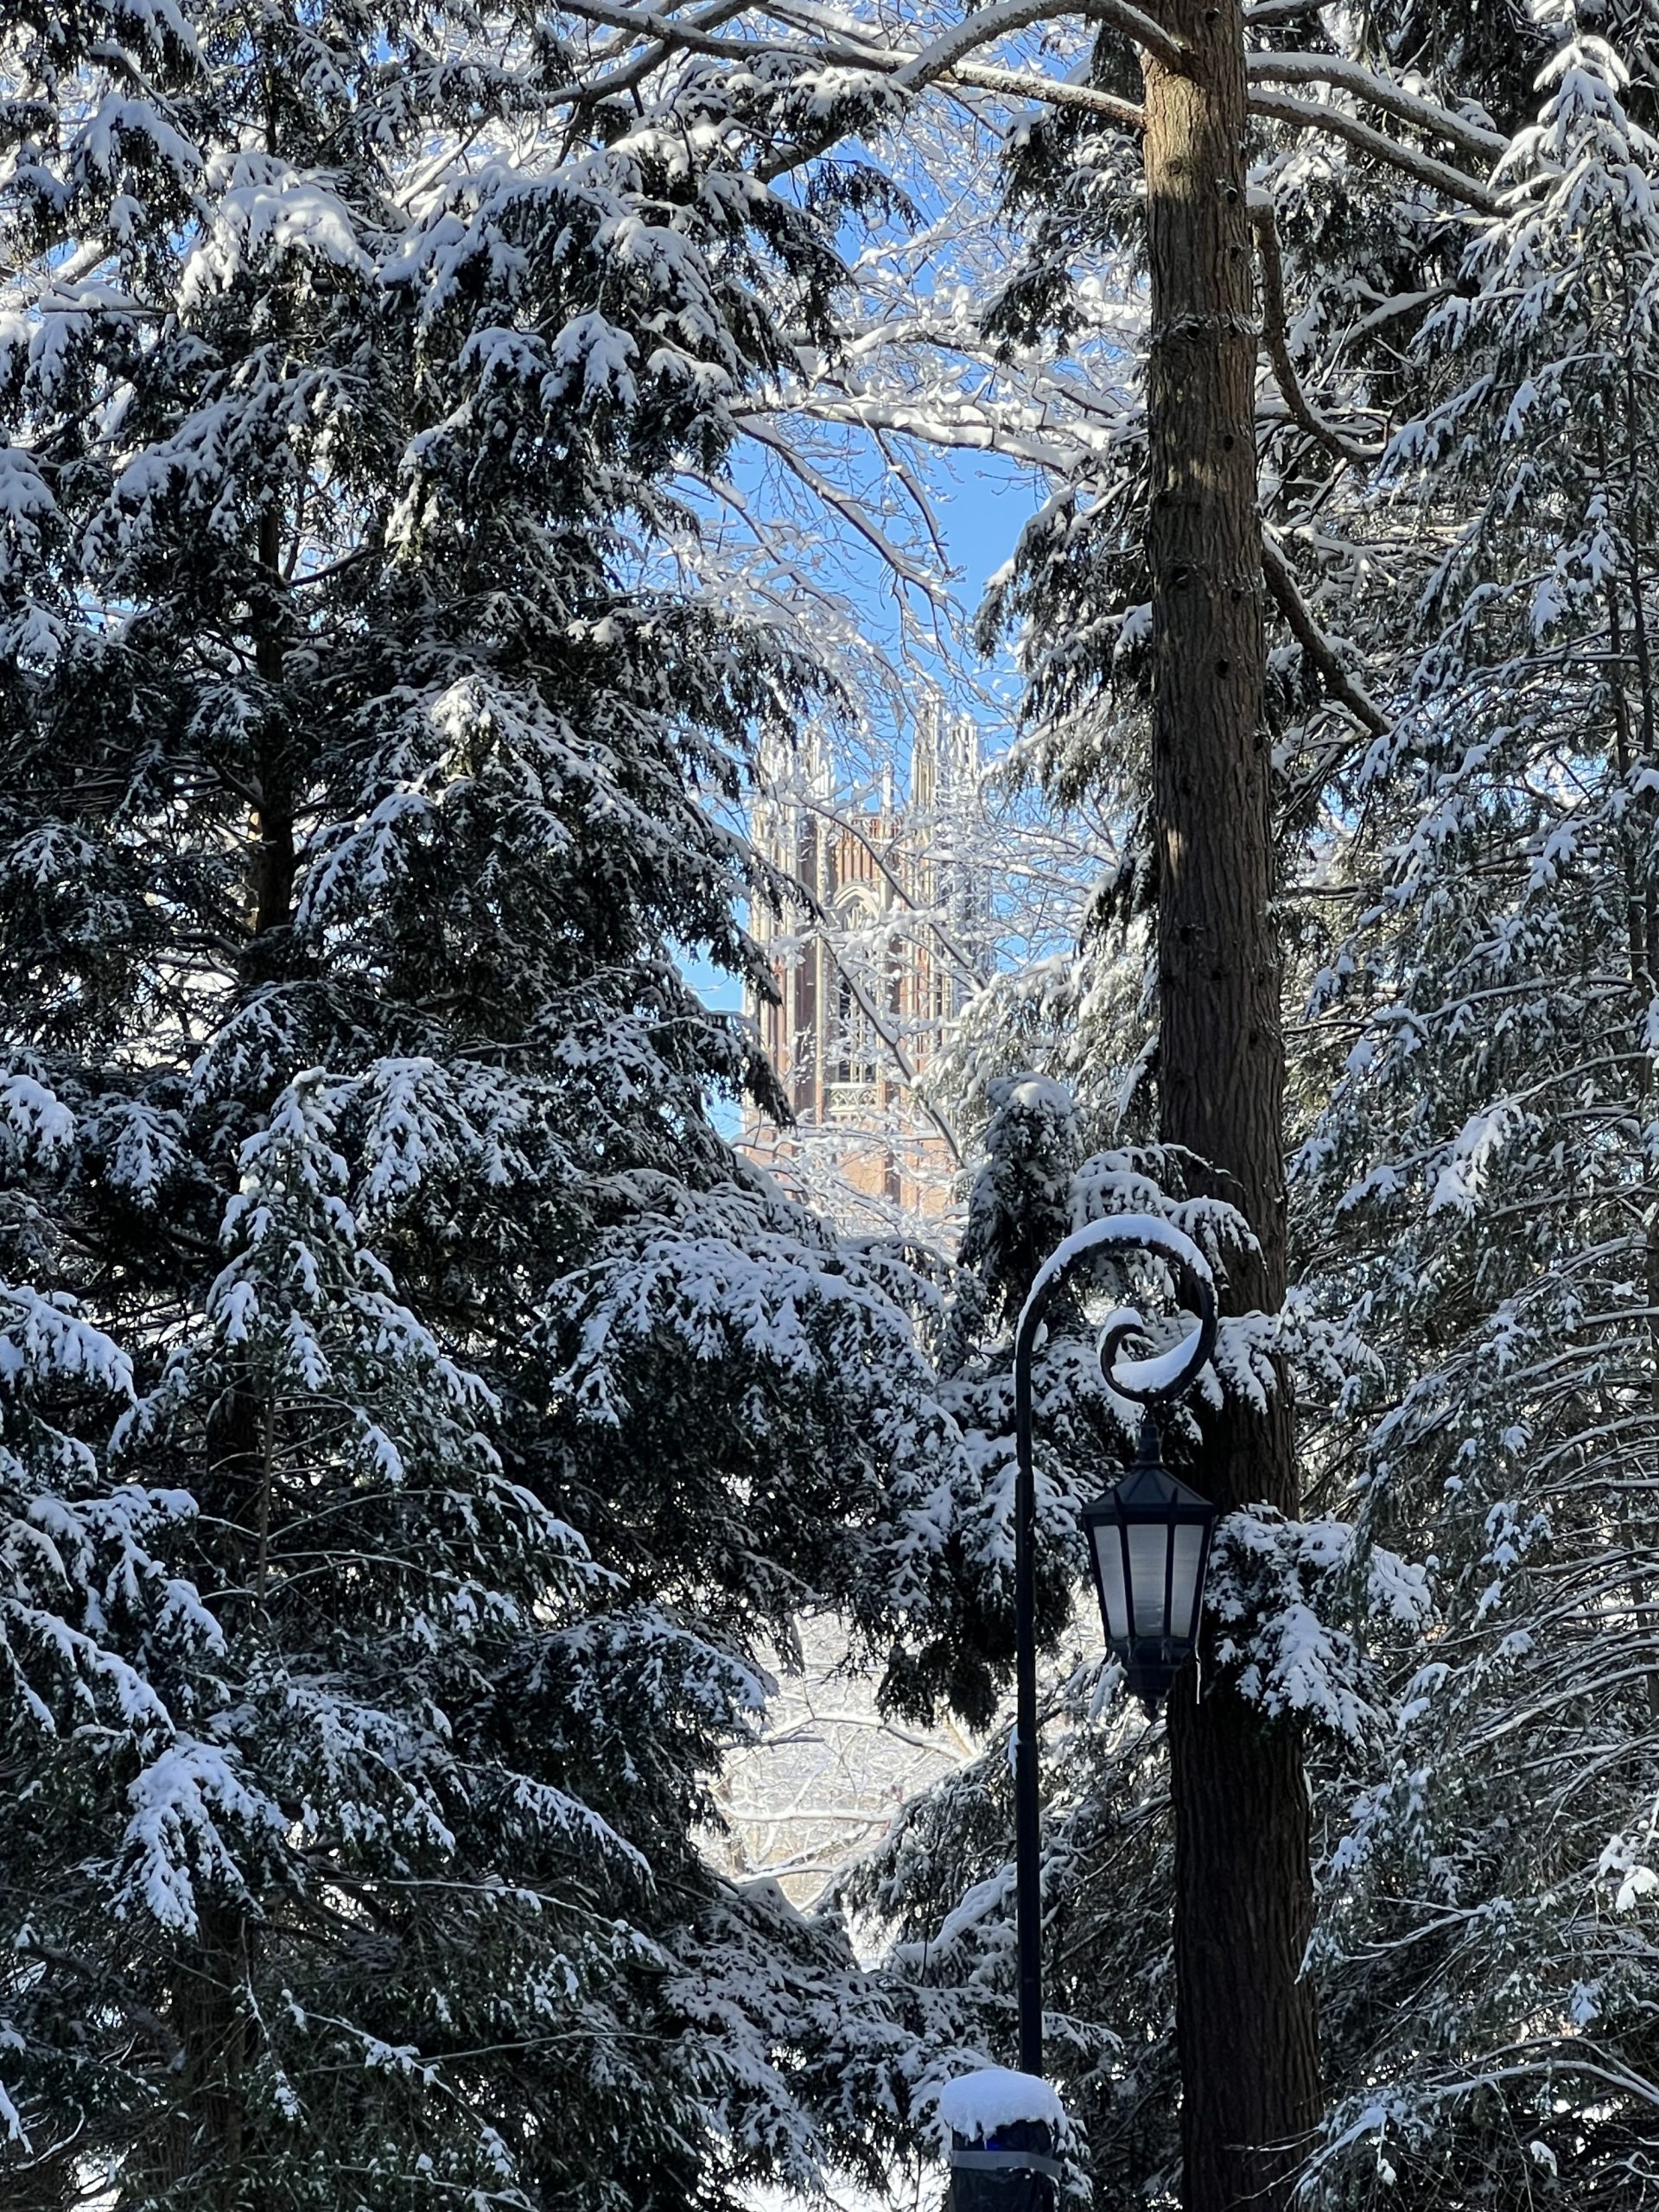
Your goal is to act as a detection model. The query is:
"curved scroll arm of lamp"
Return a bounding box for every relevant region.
[1095,1264,1217,1417]
[1015,1213,1218,1409]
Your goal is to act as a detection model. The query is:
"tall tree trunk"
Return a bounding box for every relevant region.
[1141,6,1323,2209]
[146,1902,253,2209]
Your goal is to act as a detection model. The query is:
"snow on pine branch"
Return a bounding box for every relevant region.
[550,1217,944,1423]
[1208,1507,1432,1742]
[0,1279,218,1740]
[116,1737,286,1934]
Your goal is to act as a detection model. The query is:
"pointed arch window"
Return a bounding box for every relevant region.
[836,964,880,1086]
[829,885,883,1096]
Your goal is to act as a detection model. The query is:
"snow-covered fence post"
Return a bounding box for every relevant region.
[1011,1214,1219,2079]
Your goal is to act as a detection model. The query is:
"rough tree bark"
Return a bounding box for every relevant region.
[1140,4,1324,2208]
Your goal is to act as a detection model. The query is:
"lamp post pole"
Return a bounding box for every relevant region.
[1009,1214,1219,2082]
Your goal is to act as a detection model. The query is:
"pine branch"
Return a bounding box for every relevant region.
[550,0,773,60]
[1262,531,1389,737]
[1245,52,1505,162]
[1251,198,1385,469]
[1249,88,1500,211]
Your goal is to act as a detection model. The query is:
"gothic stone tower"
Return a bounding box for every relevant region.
[744,710,988,1218]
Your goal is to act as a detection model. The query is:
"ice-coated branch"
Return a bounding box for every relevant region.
[1245,52,1506,162]
[785,787,989,989]
[945,58,1144,128]
[760,0,1154,119]
[782,387,1109,475]
[736,415,949,599]
[893,0,1185,88]
[548,0,763,106]
[550,0,775,60]
[814,942,966,1166]
[763,0,1154,126]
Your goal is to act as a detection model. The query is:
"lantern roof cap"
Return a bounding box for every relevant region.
[1111,1458,1212,1514]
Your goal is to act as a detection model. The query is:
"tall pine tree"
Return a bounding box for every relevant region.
[0,1,955,2202]
[1293,16,1659,2202]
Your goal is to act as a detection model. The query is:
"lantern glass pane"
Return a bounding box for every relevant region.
[1168,1522,1207,1640]
[1127,1522,1171,1641]
[1093,1522,1130,1643]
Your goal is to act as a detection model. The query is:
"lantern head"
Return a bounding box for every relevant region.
[1082,1415,1218,1715]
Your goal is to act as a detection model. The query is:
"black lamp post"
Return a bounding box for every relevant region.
[943,1219,1218,2212]
[1009,1215,1219,2081]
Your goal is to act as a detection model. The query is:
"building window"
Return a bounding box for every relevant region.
[835,963,880,1087]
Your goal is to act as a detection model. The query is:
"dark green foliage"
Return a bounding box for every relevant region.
[0,3,951,2202]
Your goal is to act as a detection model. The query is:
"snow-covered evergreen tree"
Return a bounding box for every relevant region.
[0,3,963,2202]
[1290,15,1659,2202]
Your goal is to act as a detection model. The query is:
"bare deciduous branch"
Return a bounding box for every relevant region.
[948,57,1144,127]
[894,0,1185,86]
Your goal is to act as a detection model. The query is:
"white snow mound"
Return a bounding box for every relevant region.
[937,2068,1065,2139]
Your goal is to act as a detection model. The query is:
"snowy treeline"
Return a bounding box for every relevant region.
[7,0,1659,2206]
